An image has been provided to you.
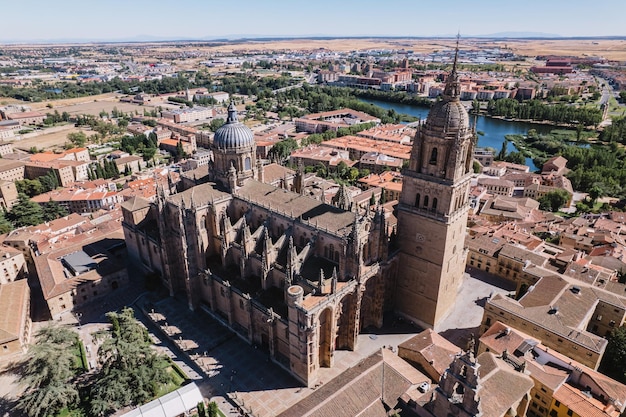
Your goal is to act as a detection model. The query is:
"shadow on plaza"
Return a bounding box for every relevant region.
[139,297,304,395]
[360,311,424,337]
[465,267,517,293]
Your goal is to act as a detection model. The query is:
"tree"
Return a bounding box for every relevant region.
[8,193,44,227]
[538,189,570,212]
[600,327,626,383]
[209,118,225,132]
[207,401,219,417]
[472,160,482,174]
[67,131,88,147]
[42,199,68,222]
[267,139,298,163]
[90,308,172,416]
[39,170,60,192]
[15,178,44,197]
[142,146,157,162]
[504,151,525,165]
[588,184,604,205]
[175,140,186,161]
[497,139,508,161]
[16,325,80,417]
[0,211,12,234]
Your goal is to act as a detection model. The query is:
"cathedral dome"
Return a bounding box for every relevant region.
[213,103,254,150]
[424,99,469,134]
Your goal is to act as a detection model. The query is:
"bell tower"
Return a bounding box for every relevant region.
[395,37,475,330]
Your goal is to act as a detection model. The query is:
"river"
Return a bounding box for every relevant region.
[359,98,556,171]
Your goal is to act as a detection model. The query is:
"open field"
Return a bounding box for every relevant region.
[5,37,625,60]
[49,100,153,117]
[175,38,626,61]
[13,125,86,151]
[27,92,121,111]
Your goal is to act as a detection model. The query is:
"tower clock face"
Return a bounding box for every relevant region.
[415,233,426,242]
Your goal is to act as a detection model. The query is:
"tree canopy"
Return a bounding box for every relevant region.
[89,308,172,416]
[17,325,81,417]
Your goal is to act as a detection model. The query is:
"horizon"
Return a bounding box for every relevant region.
[2,0,625,43]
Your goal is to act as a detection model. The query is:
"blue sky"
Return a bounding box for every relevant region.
[2,0,625,42]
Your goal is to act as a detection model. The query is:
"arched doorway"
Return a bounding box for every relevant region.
[318,308,333,368]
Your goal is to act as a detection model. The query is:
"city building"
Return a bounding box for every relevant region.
[294,109,380,134]
[0,159,25,182]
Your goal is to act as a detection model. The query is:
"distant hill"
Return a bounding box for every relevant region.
[474,32,562,39]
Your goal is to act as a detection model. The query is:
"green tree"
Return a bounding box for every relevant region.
[267,138,298,164]
[600,327,626,383]
[207,401,219,417]
[39,170,60,192]
[538,189,570,212]
[15,178,44,197]
[16,325,80,417]
[0,211,12,234]
[8,193,44,227]
[67,131,88,147]
[497,139,508,161]
[89,308,172,416]
[42,199,68,222]
[209,118,225,132]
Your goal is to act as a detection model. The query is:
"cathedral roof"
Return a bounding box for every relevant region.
[235,180,356,237]
[213,103,254,150]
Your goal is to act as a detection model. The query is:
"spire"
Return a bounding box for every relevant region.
[318,269,325,293]
[443,33,461,99]
[331,267,338,294]
[226,102,238,123]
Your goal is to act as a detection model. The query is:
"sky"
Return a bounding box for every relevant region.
[2,0,625,42]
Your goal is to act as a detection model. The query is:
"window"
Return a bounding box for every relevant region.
[432,198,437,210]
[423,196,429,208]
[554,400,560,407]
[429,148,438,165]
[239,299,244,309]
[567,410,573,416]
[244,157,251,170]
[415,193,420,207]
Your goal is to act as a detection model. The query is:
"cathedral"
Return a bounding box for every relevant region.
[122,46,475,386]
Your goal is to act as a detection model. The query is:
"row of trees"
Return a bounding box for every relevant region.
[17,308,177,417]
[0,74,192,102]
[487,98,603,127]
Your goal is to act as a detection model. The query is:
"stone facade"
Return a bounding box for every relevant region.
[395,45,474,330]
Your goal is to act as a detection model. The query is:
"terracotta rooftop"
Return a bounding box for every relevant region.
[398,329,462,378]
[0,279,29,344]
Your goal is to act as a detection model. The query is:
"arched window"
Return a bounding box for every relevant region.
[414,193,420,207]
[423,196,429,207]
[429,147,438,165]
[432,198,438,211]
[244,157,251,170]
